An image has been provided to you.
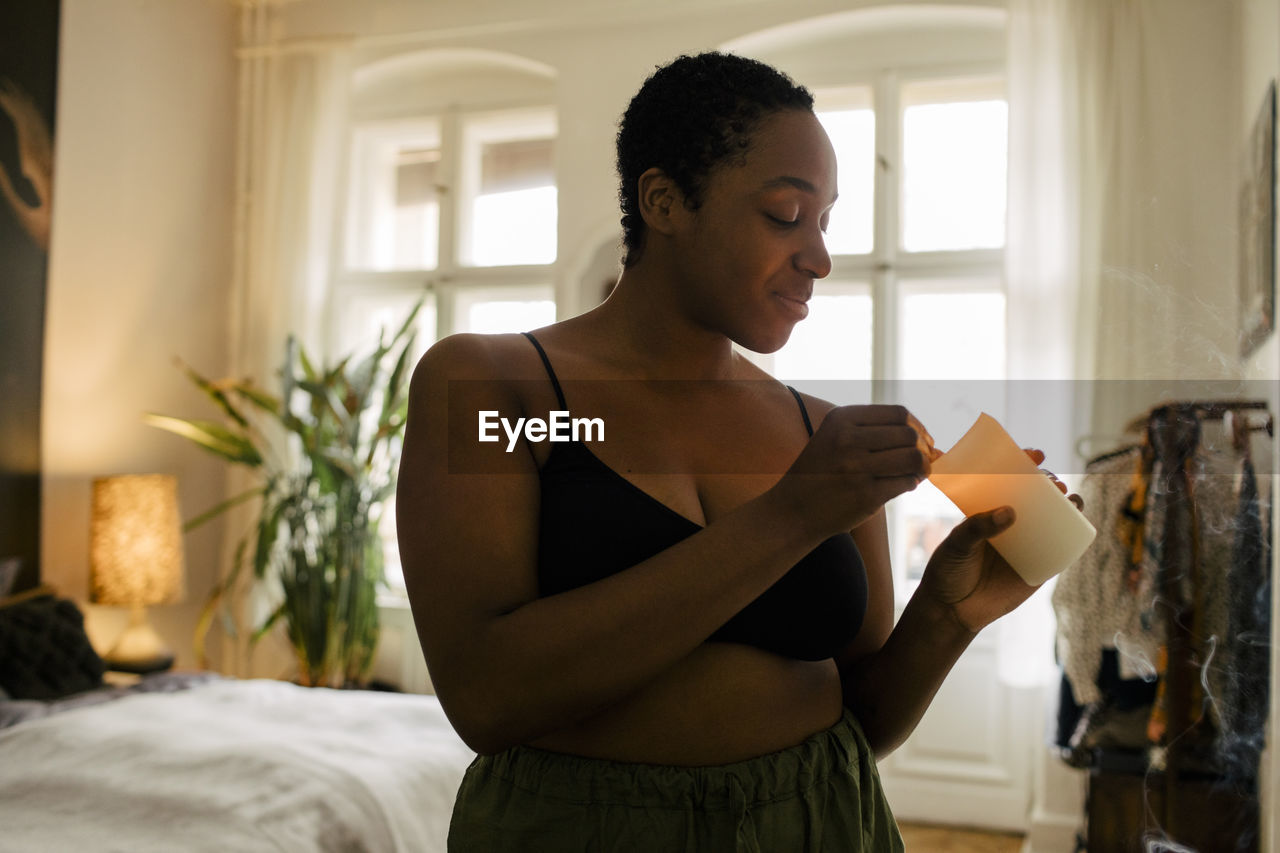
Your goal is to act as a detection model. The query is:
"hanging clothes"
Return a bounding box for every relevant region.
[1053,445,1161,708]
[1220,432,1273,779]
[1142,411,1250,742]
[1054,404,1271,772]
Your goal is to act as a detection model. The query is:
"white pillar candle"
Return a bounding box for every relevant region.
[928,412,1096,586]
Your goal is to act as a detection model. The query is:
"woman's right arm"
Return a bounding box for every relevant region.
[397,334,927,754]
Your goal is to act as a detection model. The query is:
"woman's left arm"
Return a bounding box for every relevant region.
[836,485,1044,759]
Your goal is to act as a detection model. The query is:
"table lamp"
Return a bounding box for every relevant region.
[89,474,187,673]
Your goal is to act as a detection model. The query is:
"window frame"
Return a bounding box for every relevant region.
[333,93,560,595]
[774,61,1009,598]
[332,101,560,351]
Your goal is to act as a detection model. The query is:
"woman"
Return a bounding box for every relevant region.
[398,52,1066,852]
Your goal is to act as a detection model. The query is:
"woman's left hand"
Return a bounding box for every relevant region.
[917,449,1081,634]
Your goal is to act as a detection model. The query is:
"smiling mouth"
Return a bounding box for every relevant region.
[774,292,810,320]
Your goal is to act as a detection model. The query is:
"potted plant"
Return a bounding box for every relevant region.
[147,303,420,688]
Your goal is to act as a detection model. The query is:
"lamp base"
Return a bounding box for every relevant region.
[103,604,175,674]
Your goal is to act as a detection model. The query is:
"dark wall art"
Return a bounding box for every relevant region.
[0,0,60,594]
[1239,80,1276,360]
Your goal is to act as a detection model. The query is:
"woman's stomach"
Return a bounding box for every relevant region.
[526,642,844,765]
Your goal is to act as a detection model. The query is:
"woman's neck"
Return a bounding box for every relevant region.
[584,265,741,381]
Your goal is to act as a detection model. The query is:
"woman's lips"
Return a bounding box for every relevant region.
[774,292,810,320]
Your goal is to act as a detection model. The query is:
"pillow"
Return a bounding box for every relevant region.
[0,594,105,700]
[0,557,19,597]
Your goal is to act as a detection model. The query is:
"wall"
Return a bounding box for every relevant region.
[42,0,239,668]
[1240,2,1280,848]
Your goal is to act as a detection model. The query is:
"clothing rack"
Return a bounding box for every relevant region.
[1085,399,1270,851]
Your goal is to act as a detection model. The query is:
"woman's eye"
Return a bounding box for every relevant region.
[766,213,799,226]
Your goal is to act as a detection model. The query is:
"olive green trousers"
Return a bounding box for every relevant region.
[447,709,904,852]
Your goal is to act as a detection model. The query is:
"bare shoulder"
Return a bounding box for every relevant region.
[729,353,841,428]
[793,390,838,428]
[411,332,540,383]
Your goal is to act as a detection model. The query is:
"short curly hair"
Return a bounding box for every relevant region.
[615,52,814,267]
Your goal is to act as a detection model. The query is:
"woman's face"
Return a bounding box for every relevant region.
[673,108,837,353]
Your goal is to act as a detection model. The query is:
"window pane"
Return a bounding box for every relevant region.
[900,77,1007,252]
[893,283,1005,583]
[347,121,441,271]
[454,286,556,334]
[897,489,962,581]
[899,288,1005,381]
[392,150,440,269]
[773,289,872,381]
[815,89,874,255]
[471,186,557,266]
[462,110,557,267]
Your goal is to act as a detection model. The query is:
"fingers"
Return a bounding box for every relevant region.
[870,475,925,505]
[839,404,916,426]
[868,445,933,481]
[804,404,943,516]
[1038,467,1067,494]
[1032,462,1084,510]
[832,405,938,468]
[947,506,1016,550]
[852,424,922,452]
[906,413,940,461]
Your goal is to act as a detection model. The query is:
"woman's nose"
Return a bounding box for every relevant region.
[796,229,832,279]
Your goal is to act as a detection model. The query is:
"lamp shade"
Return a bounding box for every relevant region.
[90,474,186,606]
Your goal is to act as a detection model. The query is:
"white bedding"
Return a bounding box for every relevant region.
[0,678,475,852]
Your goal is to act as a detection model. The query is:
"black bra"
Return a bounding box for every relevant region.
[523,332,868,661]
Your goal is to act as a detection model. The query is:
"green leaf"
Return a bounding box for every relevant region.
[346,349,382,413]
[193,536,249,665]
[252,497,282,581]
[296,339,319,383]
[389,298,423,348]
[234,382,282,417]
[182,485,266,533]
[318,447,360,480]
[250,602,287,646]
[296,379,353,440]
[178,360,250,428]
[379,340,414,425]
[144,414,264,466]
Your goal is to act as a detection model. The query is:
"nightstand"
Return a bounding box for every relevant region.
[102,670,142,687]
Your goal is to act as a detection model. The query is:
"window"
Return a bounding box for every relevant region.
[454,285,557,334]
[767,70,1009,591]
[814,87,875,256]
[346,120,442,272]
[344,106,558,277]
[335,56,559,594]
[459,109,557,267]
[900,77,1007,252]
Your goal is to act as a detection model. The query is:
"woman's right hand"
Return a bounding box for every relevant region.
[771,404,940,537]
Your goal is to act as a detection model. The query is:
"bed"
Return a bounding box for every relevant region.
[0,590,475,852]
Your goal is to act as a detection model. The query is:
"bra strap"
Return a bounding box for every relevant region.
[522,331,568,410]
[786,385,814,437]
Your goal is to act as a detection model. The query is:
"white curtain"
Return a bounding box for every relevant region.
[1000,0,1240,687]
[224,32,353,676]
[235,44,352,386]
[1001,0,1089,689]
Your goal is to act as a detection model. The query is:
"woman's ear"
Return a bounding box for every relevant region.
[637,167,686,237]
